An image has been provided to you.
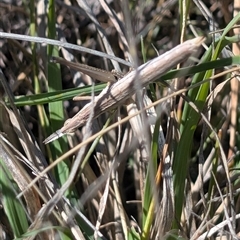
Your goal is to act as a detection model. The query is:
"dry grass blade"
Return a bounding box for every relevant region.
[151,155,174,239]
[0,32,131,67]
[44,37,205,143]
[98,0,132,61]
[2,1,240,238]
[94,176,110,239]
[75,0,121,72]
[197,212,240,240]
[0,135,41,220]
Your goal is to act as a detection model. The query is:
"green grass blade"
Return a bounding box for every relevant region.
[142,116,160,226]
[9,84,106,107]
[0,160,28,237]
[46,0,70,192]
[172,12,240,226]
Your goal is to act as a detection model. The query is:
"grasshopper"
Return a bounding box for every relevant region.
[44,37,204,144]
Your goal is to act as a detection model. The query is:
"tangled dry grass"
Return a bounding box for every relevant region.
[0,0,240,239]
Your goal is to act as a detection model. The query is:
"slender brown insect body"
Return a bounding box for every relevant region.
[44,37,204,144]
[51,56,117,83]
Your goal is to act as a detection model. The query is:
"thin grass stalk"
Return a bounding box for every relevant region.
[29,0,51,150]
[77,115,114,179]
[207,131,221,218]
[142,150,164,239]
[141,116,161,225]
[179,0,191,43]
[46,0,70,190]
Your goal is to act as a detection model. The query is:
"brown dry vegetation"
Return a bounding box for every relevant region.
[0,0,240,240]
